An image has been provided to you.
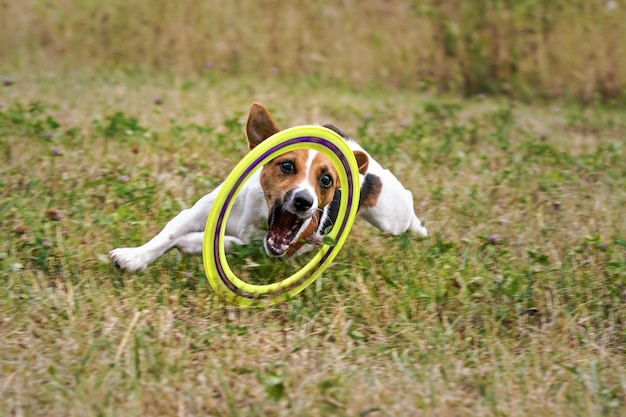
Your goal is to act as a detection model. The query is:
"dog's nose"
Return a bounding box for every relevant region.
[293,191,314,211]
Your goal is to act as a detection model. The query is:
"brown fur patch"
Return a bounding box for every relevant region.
[359,174,382,209]
[260,149,309,207]
[308,152,340,209]
[323,124,348,138]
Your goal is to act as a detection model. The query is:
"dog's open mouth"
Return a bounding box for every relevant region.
[264,203,308,257]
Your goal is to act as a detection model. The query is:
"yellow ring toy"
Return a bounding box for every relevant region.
[202,125,360,307]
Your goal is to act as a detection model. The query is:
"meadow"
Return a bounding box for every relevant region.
[2,0,625,101]
[1,70,624,416]
[1,0,626,415]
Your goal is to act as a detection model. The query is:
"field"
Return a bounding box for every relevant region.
[1,70,624,416]
[1,0,626,415]
[2,0,625,101]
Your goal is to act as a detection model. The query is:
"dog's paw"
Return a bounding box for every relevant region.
[410,217,428,237]
[109,247,149,273]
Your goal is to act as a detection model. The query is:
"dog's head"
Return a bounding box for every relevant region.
[246,102,369,257]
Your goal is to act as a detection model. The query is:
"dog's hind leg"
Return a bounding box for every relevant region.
[358,173,427,237]
[408,214,428,236]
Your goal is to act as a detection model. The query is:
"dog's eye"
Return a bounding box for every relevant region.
[319,174,333,189]
[280,161,295,174]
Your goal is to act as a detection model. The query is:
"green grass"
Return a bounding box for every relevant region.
[1,71,625,416]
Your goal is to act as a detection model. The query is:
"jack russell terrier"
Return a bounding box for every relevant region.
[110,103,427,272]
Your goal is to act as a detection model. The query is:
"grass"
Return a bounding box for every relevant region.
[1,0,625,101]
[1,70,625,416]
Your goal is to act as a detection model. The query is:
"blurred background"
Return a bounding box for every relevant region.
[2,0,624,102]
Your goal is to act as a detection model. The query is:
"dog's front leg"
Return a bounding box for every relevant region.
[171,232,245,256]
[110,190,220,272]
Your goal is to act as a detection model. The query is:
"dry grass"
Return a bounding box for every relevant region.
[1,0,625,100]
[1,70,625,416]
[2,3,625,414]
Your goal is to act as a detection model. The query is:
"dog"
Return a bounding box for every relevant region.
[110,103,427,272]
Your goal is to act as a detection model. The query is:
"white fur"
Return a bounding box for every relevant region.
[110,136,427,273]
[347,140,428,236]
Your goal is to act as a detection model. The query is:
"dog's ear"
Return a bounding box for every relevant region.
[353,150,369,175]
[246,102,280,150]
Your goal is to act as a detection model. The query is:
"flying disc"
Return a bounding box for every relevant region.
[202,125,360,307]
